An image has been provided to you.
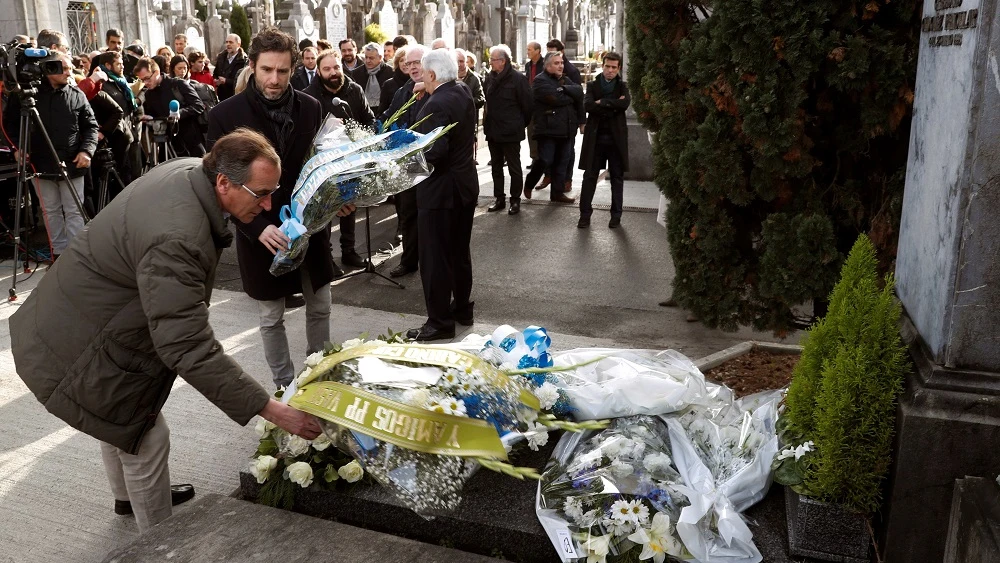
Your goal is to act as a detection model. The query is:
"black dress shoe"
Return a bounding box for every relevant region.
[115,484,195,515]
[487,198,506,212]
[285,294,306,308]
[508,200,520,215]
[332,261,345,278]
[406,325,455,342]
[341,252,368,269]
[389,264,417,278]
[577,216,590,228]
[609,217,621,229]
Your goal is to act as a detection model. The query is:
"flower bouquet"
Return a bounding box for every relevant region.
[269,115,454,276]
[280,332,606,517]
[249,414,368,509]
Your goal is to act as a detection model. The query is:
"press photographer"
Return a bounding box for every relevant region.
[134,56,206,157]
[2,50,98,260]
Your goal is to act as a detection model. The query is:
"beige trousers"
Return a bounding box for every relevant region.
[99,412,172,532]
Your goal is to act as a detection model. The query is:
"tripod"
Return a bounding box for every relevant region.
[93,147,127,212]
[6,84,91,300]
[339,203,404,289]
[142,118,179,172]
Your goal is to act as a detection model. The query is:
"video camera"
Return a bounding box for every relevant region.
[0,40,65,94]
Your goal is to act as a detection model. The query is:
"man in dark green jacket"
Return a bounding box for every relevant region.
[10,129,323,532]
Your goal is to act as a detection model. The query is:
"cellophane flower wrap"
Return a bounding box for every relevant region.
[535,348,781,563]
[280,331,582,517]
[269,116,453,276]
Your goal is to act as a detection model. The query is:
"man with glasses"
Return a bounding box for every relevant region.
[10,129,325,534]
[36,29,70,54]
[134,57,206,156]
[483,44,532,214]
[208,27,354,389]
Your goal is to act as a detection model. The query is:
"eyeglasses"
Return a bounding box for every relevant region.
[240,182,280,200]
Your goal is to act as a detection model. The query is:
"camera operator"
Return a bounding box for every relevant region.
[2,53,98,260]
[82,51,137,186]
[134,56,206,157]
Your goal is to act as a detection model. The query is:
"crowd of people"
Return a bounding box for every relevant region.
[4,24,633,538]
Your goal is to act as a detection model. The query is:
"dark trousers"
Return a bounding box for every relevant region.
[395,187,418,269]
[488,141,523,201]
[524,137,573,200]
[338,211,356,255]
[564,132,577,187]
[417,204,475,331]
[580,140,625,218]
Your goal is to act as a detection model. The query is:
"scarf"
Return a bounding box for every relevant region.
[485,63,511,98]
[105,66,136,112]
[598,74,617,97]
[248,75,295,157]
[365,65,381,109]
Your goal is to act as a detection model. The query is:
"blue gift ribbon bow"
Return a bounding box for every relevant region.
[522,325,553,368]
[278,202,308,247]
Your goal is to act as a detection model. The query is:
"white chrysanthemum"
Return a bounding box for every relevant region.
[628,499,650,525]
[643,452,674,475]
[533,382,560,410]
[609,499,634,523]
[440,371,460,389]
[402,388,432,408]
[601,436,630,459]
[602,514,636,537]
[430,397,467,417]
[563,496,584,521]
[284,435,310,457]
[610,460,634,480]
[525,421,549,451]
[517,407,538,424]
[304,350,326,367]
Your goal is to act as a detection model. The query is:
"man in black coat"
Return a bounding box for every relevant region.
[483,44,532,215]
[290,46,319,91]
[350,42,394,116]
[404,49,479,342]
[207,27,353,388]
[3,53,97,258]
[303,50,373,270]
[523,52,583,204]
[378,45,428,279]
[213,34,249,101]
[539,38,582,195]
[578,52,631,229]
[134,57,206,156]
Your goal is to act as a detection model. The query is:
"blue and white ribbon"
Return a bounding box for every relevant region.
[485,325,554,370]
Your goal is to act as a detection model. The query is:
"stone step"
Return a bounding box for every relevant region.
[101,493,505,563]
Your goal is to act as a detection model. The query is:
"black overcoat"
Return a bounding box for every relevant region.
[579,77,631,172]
[482,65,532,143]
[206,88,335,301]
[413,81,479,210]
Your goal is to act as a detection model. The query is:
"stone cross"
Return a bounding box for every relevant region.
[160,0,181,42]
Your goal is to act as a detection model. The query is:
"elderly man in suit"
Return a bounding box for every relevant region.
[404,48,479,342]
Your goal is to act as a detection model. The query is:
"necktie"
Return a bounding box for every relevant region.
[308,70,313,83]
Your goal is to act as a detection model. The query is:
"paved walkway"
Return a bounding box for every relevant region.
[0,141,797,562]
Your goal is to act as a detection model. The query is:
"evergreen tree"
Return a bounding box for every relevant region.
[627,0,920,332]
[230,4,252,53]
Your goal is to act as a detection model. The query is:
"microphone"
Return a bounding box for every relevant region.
[22,48,49,58]
[168,99,180,122]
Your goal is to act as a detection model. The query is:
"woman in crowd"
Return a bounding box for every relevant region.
[169,55,189,79]
[155,46,174,59]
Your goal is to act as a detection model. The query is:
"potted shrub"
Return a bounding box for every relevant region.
[772,234,908,562]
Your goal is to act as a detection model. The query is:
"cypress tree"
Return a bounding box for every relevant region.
[627,0,920,332]
[230,4,252,53]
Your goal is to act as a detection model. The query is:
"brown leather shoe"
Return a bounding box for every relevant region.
[550,193,576,204]
[538,175,551,189]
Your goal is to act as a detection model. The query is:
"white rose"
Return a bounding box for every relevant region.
[337,460,364,483]
[304,350,326,368]
[311,433,332,451]
[295,366,313,384]
[341,338,364,350]
[285,461,314,488]
[254,418,276,438]
[249,455,278,484]
[284,435,311,457]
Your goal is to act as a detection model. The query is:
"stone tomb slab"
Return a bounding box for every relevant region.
[101,493,503,563]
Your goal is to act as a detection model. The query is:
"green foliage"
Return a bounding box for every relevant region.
[626,0,920,332]
[229,4,252,54]
[365,23,389,45]
[779,235,908,513]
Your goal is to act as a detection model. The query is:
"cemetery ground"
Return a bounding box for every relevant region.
[0,140,803,562]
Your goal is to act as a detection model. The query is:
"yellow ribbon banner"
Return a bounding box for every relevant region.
[304,342,542,411]
[290,380,509,460]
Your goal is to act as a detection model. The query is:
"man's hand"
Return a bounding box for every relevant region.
[595,99,602,105]
[619,95,626,100]
[92,68,108,83]
[259,224,291,255]
[413,82,425,93]
[258,399,322,440]
[73,152,91,168]
[336,203,356,217]
[215,77,226,86]
[97,131,105,141]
